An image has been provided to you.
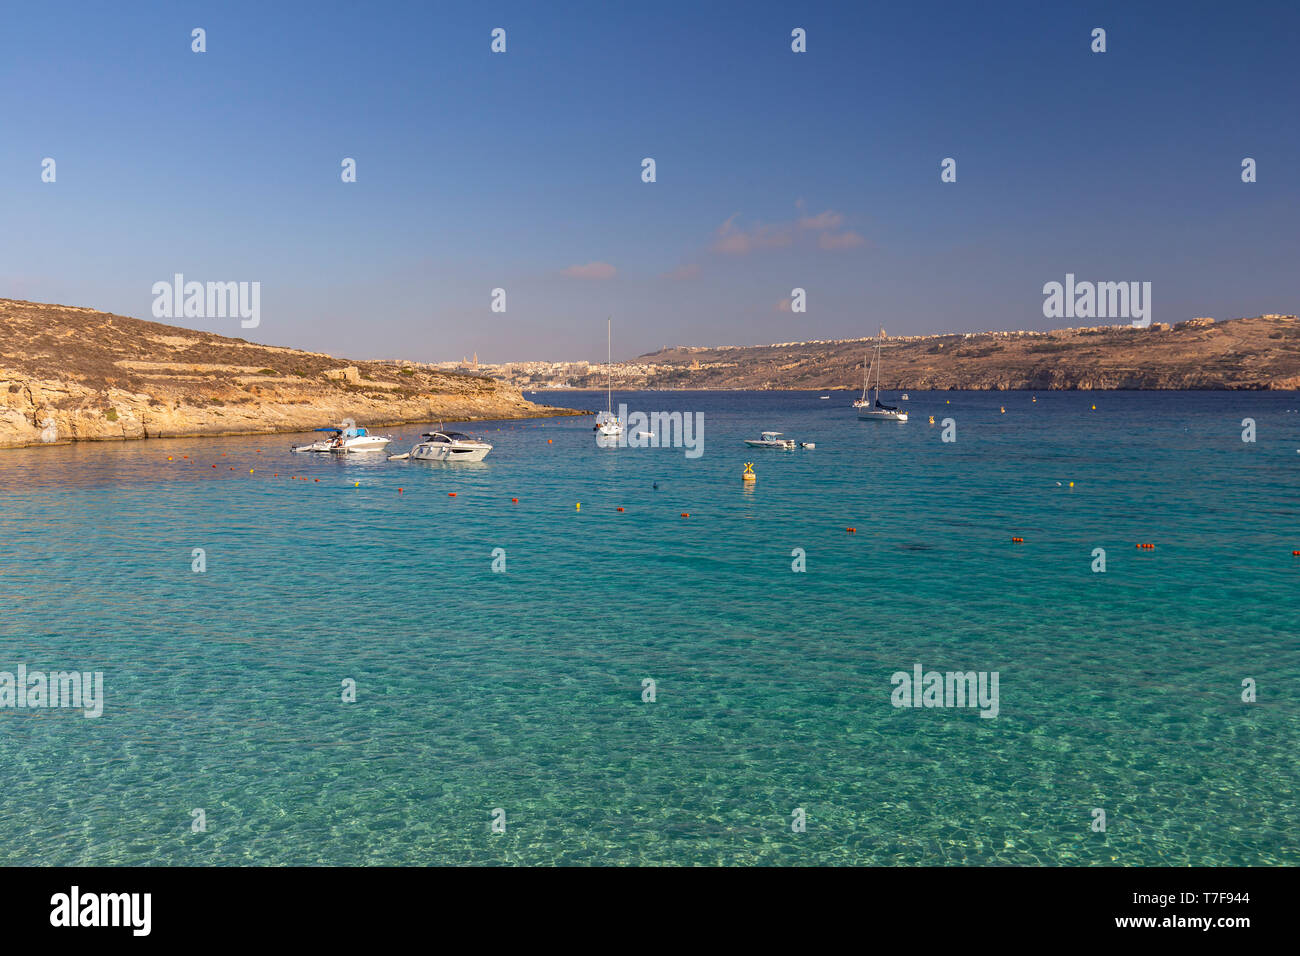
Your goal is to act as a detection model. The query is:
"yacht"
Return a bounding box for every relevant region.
[594,317,622,438]
[744,431,796,449]
[854,330,909,422]
[404,430,493,463]
[292,423,392,453]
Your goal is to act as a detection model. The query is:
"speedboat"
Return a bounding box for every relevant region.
[292,423,392,453]
[744,431,796,449]
[406,430,492,462]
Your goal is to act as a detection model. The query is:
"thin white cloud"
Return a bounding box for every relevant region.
[560,261,617,279]
[818,230,867,250]
[709,205,865,256]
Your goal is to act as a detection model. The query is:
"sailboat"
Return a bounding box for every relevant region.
[594,317,622,437]
[854,329,909,422]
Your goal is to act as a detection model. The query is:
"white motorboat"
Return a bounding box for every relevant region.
[594,317,622,438]
[744,431,796,449]
[406,430,493,463]
[819,394,830,400]
[292,422,392,453]
[854,330,909,422]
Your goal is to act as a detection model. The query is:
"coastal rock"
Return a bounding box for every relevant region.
[0,298,582,448]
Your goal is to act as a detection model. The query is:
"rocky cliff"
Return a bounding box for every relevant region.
[0,299,582,448]
[560,315,1299,391]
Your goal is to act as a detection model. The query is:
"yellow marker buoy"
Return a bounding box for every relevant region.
[575,502,581,511]
[742,462,756,482]
[1091,404,1096,410]
[928,415,935,424]
[1069,481,1074,487]
[1000,407,1005,414]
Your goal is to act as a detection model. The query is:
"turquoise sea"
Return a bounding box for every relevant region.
[1,389,1297,866]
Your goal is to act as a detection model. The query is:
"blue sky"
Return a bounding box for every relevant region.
[1,0,1296,362]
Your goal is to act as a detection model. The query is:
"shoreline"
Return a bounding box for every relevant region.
[1,405,591,450]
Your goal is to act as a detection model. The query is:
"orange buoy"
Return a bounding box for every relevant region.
[1293,550,1300,556]
[398,488,403,494]
[681,512,689,518]
[616,507,625,512]
[511,497,518,503]
[1011,537,1024,543]
[314,478,320,482]
[846,527,856,533]
[548,439,553,444]
[448,492,457,497]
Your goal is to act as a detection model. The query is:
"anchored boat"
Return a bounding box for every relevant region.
[854,330,909,422]
[744,431,796,450]
[405,430,492,463]
[595,317,622,438]
[292,423,392,453]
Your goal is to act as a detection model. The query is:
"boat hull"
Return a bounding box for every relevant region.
[293,437,392,453]
[856,409,908,422]
[409,442,491,462]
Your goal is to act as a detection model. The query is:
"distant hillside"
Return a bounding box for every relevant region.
[544,315,1298,391]
[0,299,580,448]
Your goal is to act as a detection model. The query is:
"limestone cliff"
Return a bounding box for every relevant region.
[0,299,582,448]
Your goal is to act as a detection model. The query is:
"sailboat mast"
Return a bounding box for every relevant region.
[607,317,612,414]
[873,331,881,401]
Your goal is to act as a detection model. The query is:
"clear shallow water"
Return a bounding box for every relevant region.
[0,389,1297,866]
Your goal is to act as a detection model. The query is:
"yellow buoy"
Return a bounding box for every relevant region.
[928,415,935,424]
[575,502,581,511]
[742,462,756,482]
[1000,407,1005,414]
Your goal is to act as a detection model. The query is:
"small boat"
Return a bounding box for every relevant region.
[744,431,796,449]
[819,394,830,400]
[901,393,909,401]
[407,430,492,462]
[854,329,909,422]
[293,423,392,453]
[800,441,816,449]
[594,317,622,438]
